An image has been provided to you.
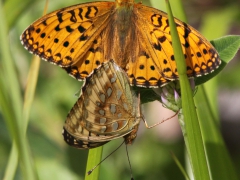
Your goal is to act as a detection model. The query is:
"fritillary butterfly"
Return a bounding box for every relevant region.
[21,0,221,87]
[63,60,141,149]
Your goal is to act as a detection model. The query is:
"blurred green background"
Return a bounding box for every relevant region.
[0,0,240,179]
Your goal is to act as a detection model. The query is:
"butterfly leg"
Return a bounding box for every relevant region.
[137,92,179,129]
[141,110,179,129]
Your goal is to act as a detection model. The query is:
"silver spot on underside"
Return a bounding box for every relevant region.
[117,90,122,100]
[123,103,128,111]
[96,101,101,106]
[118,113,122,118]
[100,126,106,133]
[113,63,121,71]
[107,87,112,97]
[100,93,106,103]
[99,109,105,115]
[100,118,106,124]
[112,122,119,131]
[110,104,116,114]
[110,74,117,83]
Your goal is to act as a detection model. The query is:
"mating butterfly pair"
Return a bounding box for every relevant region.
[62,60,178,149]
[20,0,221,148]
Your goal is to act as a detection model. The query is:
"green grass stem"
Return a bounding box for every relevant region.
[166,1,210,179]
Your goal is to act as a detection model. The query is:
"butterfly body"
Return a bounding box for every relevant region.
[63,60,141,149]
[21,0,221,87]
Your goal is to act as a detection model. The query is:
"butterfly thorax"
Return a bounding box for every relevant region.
[103,2,138,70]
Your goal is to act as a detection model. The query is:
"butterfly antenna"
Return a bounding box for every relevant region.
[42,0,49,16]
[143,110,180,129]
[88,141,125,175]
[125,144,134,180]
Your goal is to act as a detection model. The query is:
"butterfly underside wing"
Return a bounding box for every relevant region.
[63,60,141,149]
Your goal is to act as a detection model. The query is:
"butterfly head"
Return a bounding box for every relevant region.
[116,0,134,6]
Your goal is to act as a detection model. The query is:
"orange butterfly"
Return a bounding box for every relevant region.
[21,0,221,87]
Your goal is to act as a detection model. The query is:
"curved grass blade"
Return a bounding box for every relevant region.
[0,1,38,179]
[1,1,49,179]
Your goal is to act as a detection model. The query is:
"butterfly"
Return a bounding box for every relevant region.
[20,0,221,88]
[62,60,141,149]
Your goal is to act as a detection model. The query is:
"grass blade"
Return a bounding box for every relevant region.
[85,147,103,180]
[165,0,210,179]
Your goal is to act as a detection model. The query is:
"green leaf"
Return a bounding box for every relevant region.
[195,35,240,85]
[211,35,240,62]
[194,86,239,180]
[133,87,159,104]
